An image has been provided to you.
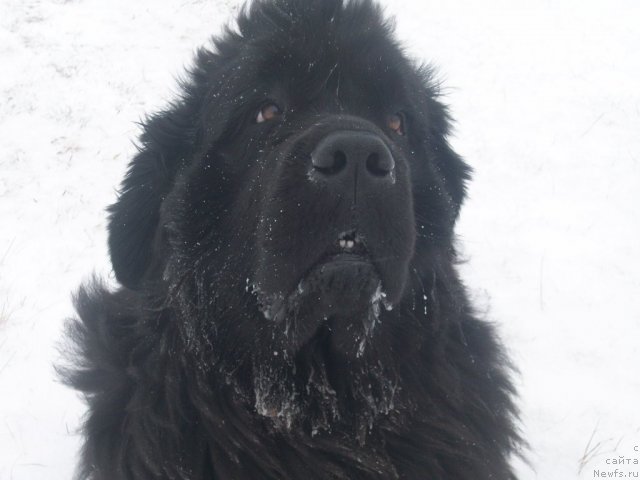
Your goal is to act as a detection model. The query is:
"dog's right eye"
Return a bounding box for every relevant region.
[387,113,405,136]
[256,103,282,123]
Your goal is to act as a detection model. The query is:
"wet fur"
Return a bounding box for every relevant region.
[61,1,522,478]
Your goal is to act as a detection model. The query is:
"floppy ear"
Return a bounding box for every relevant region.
[107,44,241,289]
[107,110,198,289]
[430,133,472,219]
[413,66,472,220]
[107,40,246,288]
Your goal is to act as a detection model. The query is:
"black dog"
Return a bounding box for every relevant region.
[62,0,522,478]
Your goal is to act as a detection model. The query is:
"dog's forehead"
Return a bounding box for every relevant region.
[232,0,408,93]
[243,31,408,110]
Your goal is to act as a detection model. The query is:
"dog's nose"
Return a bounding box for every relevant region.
[311,131,395,190]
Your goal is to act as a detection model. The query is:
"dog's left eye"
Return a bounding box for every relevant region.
[256,103,282,123]
[387,113,405,136]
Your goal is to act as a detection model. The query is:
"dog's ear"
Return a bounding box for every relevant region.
[429,131,472,220]
[107,44,242,289]
[412,66,472,220]
[107,109,197,289]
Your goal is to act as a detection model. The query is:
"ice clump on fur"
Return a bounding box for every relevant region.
[251,283,284,321]
[357,282,391,358]
[253,363,299,430]
[371,282,393,311]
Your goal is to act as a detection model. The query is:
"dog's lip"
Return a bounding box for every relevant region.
[253,231,377,319]
[317,252,372,269]
[254,234,389,322]
[306,234,373,275]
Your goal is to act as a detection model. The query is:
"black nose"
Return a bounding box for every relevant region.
[311,131,395,187]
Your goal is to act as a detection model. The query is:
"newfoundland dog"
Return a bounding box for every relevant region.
[62,0,522,478]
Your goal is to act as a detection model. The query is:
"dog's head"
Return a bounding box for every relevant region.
[107,0,470,434]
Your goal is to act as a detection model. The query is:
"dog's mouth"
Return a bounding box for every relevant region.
[249,231,397,431]
[253,230,389,323]
[320,230,370,263]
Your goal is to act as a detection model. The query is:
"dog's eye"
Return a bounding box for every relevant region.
[387,113,405,136]
[256,103,282,123]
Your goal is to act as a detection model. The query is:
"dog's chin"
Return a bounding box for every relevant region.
[254,254,393,355]
[249,256,399,436]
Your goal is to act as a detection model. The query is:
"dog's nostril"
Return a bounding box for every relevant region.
[366,152,394,177]
[310,131,395,184]
[332,150,347,173]
[313,149,347,175]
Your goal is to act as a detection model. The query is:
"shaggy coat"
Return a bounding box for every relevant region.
[62,0,522,478]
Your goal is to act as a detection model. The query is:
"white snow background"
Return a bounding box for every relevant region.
[1,0,639,478]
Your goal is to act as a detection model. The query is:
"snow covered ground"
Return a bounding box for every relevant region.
[1,0,638,478]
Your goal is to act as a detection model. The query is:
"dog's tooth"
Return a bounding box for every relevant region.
[346,240,354,249]
[339,239,346,248]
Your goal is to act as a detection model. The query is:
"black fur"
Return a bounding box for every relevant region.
[61,1,522,478]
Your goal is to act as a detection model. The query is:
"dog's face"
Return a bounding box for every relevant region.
[108,0,470,433]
